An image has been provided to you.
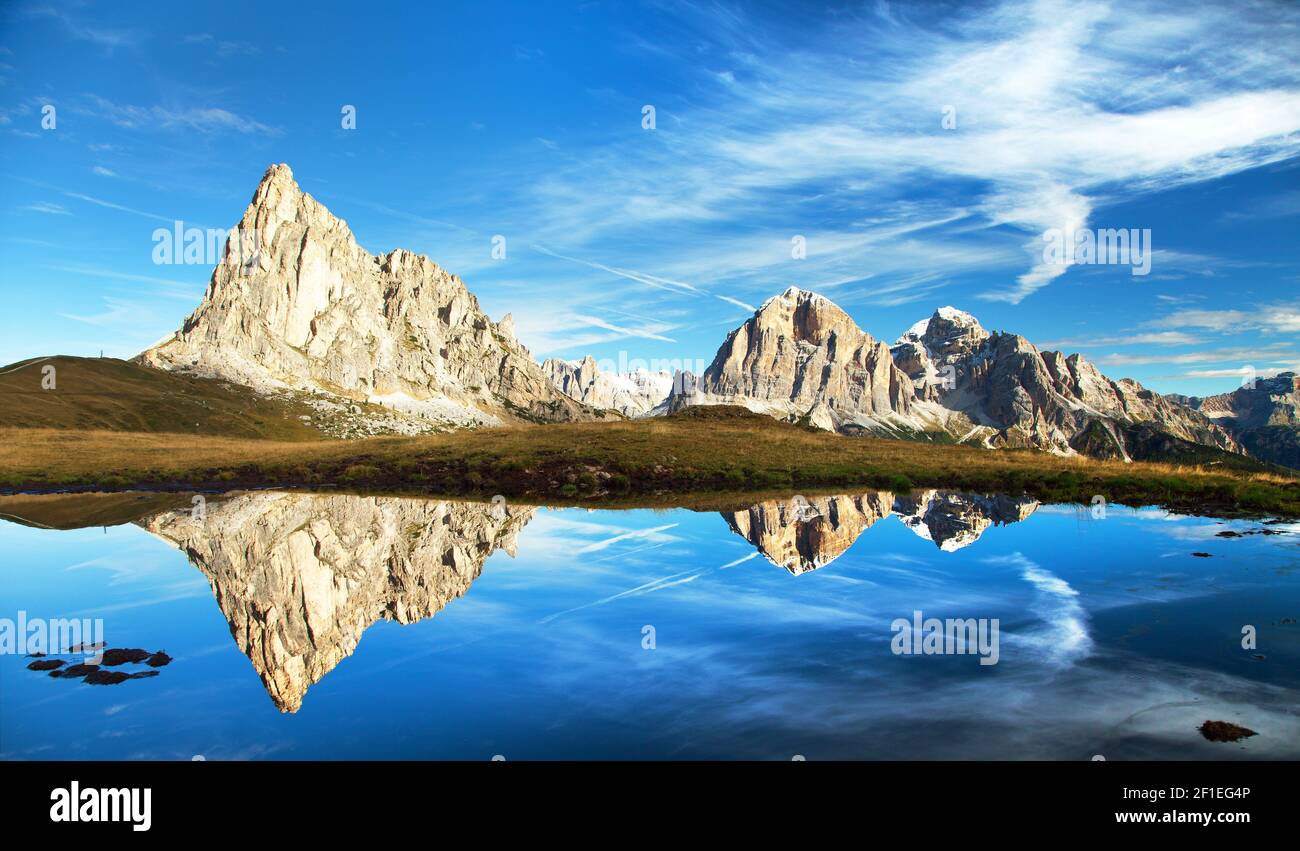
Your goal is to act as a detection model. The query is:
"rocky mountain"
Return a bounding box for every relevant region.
[542,355,673,417]
[142,492,533,712]
[137,164,595,432]
[891,306,1241,460]
[1169,372,1300,469]
[649,288,1240,461]
[656,287,918,433]
[723,490,1039,573]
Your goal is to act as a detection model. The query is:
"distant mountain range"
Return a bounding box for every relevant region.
[1167,372,1300,469]
[75,163,1289,470]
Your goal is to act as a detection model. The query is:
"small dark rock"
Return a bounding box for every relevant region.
[128,670,160,680]
[67,642,104,654]
[1190,552,1212,558]
[1215,530,1243,538]
[1280,617,1297,625]
[27,652,46,658]
[27,658,65,671]
[1199,720,1257,743]
[50,663,100,679]
[100,648,151,666]
[84,670,133,686]
[145,651,172,667]
[1251,654,1266,661]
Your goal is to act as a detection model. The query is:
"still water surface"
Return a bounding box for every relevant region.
[1,490,1297,759]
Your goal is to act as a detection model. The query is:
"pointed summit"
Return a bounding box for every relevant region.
[662,287,916,431]
[898,306,987,345]
[137,164,593,431]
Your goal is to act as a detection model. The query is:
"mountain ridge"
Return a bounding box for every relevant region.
[136,163,598,432]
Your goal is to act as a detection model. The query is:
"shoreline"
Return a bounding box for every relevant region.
[2,410,1296,519]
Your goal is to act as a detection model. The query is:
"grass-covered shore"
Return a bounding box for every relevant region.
[2,407,1297,517]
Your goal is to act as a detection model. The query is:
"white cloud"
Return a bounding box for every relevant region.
[493,0,1300,309]
[20,202,70,215]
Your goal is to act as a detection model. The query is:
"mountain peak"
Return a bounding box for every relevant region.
[261,162,295,185]
[138,165,593,430]
[757,286,829,313]
[934,306,981,326]
[898,306,986,344]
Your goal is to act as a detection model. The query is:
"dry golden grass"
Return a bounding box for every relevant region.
[2,406,1296,516]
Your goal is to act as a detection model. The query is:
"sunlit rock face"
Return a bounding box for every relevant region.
[892,490,1039,552]
[892,307,1241,459]
[142,493,533,712]
[137,163,592,428]
[723,493,895,574]
[656,288,918,433]
[724,490,1041,570]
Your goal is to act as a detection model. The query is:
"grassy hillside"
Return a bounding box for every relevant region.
[1,407,1296,516]
[0,356,323,440]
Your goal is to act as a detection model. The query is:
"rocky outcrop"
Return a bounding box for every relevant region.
[142,492,533,712]
[542,356,673,417]
[656,288,918,433]
[1170,372,1299,468]
[649,291,1238,462]
[137,164,594,429]
[723,490,1039,572]
[890,307,1241,459]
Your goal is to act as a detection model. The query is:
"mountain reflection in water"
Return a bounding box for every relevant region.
[3,489,1297,760]
[139,490,1031,711]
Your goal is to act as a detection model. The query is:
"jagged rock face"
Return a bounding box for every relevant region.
[142,492,533,712]
[1177,372,1299,429]
[723,490,1039,571]
[723,493,894,574]
[892,307,991,404]
[660,287,915,432]
[891,307,1241,459]
[137,163,592,427]
[892,490,1039,552]
[1171,372,1299,469]
[543,356,673,417]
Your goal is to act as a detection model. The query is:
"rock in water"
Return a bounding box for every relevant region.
[137,163,594,428]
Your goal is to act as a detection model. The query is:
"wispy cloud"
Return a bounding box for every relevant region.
[494,0,1300,309]
[28,6,142,51]
[20,202,70,215]
[1145,304,1300,334]
[79,94,280,136]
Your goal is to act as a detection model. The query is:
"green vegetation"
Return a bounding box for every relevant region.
[0,356,323,440]
[2,406,1297,517]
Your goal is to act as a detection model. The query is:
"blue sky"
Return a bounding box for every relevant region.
[0,0,1297,396]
